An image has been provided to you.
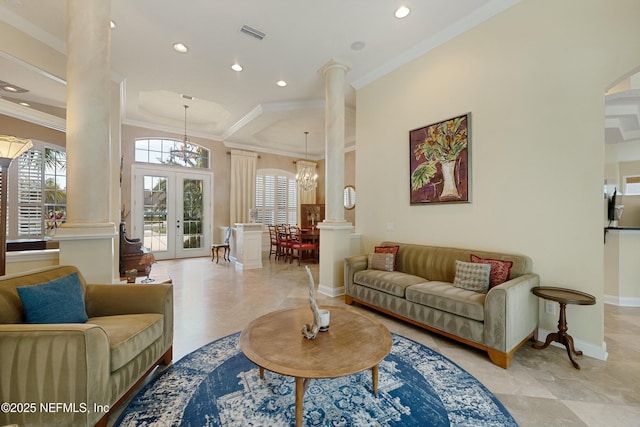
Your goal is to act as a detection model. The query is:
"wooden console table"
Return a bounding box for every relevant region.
[531,286,596,369]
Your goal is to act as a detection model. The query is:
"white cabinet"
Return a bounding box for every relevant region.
[234,223,263,270]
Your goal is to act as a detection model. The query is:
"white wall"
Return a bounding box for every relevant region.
[356,0,640,355]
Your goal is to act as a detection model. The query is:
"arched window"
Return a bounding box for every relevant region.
[8,141,67,239]
[255,169,297,226]
[134,138,209,168]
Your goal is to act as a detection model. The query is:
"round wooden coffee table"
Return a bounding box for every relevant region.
[240,306,392,427]
[531,286,596,369]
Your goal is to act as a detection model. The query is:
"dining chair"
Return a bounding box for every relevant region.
[211,226,231,263]
[288,225,317,265]
[276,224,292,262]
[268,225,279,260]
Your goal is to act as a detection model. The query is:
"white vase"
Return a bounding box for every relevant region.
[440,160,459,199]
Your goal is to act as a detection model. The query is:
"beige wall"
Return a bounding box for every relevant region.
[356,0,640,354]
[0,115,65,147]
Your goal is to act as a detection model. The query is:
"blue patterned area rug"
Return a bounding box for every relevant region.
[115,332,517,427]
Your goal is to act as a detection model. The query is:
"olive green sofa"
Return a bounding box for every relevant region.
[0,265,173,427]
[344,242,539,369]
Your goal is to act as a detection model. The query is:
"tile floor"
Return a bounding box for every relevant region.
[110,256,640,427]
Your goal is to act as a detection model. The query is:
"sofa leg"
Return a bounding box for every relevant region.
[487,348,512,369]
[94,413,108,427]
[160,346,173,366]
[344,295,354,305]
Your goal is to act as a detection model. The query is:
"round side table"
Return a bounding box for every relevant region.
[531,287,596,370]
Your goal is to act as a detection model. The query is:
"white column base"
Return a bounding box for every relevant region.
[55,224,117,283]
[317,221,352,297]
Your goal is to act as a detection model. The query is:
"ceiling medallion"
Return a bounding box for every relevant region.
[170,105,199,163]
[296,131,318,192]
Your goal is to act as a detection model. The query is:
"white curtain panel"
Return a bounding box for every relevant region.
[230,150,258,224]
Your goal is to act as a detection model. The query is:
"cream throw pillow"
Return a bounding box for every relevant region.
[368,253,395,272]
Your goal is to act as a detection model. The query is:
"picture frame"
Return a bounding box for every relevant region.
[409,113,470,204]
[300,204,325,229]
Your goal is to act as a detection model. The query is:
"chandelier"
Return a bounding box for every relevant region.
[296,131,318,192]
[170,105,199,162]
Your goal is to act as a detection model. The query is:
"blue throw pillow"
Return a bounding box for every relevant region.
[17,272,88,324]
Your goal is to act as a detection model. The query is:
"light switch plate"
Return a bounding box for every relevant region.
[545,301,555,315]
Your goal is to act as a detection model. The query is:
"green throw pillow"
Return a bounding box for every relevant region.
[453,260,491,293]
[17,272,88,324]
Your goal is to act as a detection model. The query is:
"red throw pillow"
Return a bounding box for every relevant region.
[470,254,513,288]
[375,245,400,270]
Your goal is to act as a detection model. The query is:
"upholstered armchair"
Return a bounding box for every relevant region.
[0,265,173,427]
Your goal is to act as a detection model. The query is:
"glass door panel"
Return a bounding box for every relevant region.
[178,177,204,253]
[132,166,211,260]
[143,175,169,253]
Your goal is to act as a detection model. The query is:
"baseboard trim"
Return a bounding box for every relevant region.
[318,284,345,298]
[604,294,640,307]
[536,327,608,361]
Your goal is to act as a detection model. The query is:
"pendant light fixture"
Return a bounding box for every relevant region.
[170,105,199,163]
[296,131,318,192]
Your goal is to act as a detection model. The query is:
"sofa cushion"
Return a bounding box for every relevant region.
[368,252,395,271]
[453,260,490,293]
[354,269,427,297]
[470,254,513,288]
[89,313,164,372]
[406,281,487,321]
[16,272,88,324]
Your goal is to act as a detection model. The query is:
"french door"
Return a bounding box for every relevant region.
[131,166,212,259]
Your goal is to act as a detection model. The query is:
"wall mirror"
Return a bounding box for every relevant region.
[344,185,356,210]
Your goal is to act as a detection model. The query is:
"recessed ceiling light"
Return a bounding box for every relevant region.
[173,43,188,53]
[276,80,287,87]
[110,20,116,29]
[19,102,30,107]
[231,63,243,72]
[3,86,18,92]
[395,6,410,19]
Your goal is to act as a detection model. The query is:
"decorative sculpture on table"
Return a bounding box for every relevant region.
[301,266,322,339]
[139,253,157,283]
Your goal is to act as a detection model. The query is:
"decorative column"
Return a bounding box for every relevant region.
[55,0,117,283]
[317,59,352,297]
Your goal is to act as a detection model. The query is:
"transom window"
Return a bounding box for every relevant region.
[134,138,209,168]
[255,169,297,226]
[8,142,67,239]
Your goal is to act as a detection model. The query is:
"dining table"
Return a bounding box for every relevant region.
[300,228,320,262]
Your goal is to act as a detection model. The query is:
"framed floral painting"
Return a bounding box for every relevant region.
[409,113,470,204]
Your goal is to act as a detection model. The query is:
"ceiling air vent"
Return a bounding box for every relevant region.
[240,25,265,40]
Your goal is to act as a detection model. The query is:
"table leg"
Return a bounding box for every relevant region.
[371,364,379,394]
[532,302,582,369]
[259,366,264,379]
[295,377,308,427]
